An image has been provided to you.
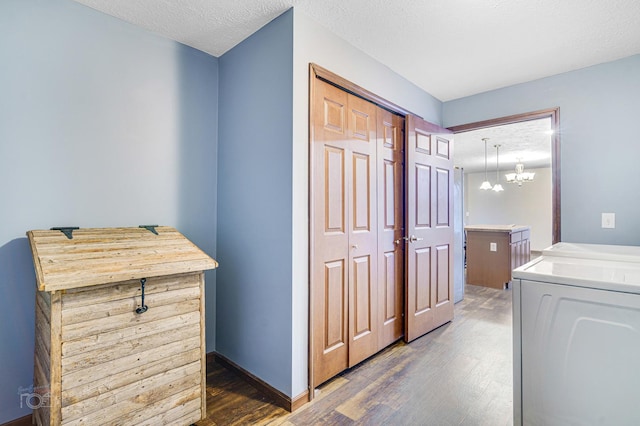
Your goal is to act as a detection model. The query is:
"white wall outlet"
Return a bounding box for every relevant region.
[602,213,616,229]
[490,242,497,252]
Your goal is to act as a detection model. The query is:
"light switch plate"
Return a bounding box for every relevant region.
[490,242,497,251]
[602,213,616,229]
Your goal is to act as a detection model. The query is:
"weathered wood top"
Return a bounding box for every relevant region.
[27,226,218,292]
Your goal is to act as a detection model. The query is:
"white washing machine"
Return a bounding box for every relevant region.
[512,243,640,425]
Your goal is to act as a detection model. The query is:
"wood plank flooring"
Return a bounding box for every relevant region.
[197,284,513,425]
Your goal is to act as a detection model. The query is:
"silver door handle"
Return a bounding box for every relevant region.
[395,236,410,245]
[395,235,423,244]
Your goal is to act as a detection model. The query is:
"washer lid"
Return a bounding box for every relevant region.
[542,242,640,263]
[513,255,640,294]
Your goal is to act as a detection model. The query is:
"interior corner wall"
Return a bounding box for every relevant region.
[465,168,553,251]
[291,9,444,397]
[443,55,640,246]
[217,10,294,396]
[0,0,219,423]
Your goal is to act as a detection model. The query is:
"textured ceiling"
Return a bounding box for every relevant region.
[454,118,552,174]
[72,0,640,101]
[72,0,293,57]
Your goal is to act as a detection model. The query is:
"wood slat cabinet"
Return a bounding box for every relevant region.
[465,225,530,289]
[26,226,218,426]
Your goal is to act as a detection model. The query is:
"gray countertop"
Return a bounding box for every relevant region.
[464,224,530,233]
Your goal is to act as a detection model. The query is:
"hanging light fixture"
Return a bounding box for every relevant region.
[492,144,504,192]
[505,158,535,186]
[479,138,492,190]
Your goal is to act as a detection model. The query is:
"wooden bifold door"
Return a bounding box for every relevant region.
[310,75,454,387]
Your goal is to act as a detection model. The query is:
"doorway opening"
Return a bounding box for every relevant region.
[448,109,561,247]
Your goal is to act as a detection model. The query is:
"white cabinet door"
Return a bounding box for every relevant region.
[521,280,640,425]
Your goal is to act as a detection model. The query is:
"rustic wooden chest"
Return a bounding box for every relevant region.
[26,226,218,426]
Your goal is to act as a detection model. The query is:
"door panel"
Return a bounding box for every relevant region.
[352,255,372,339]
[377,110,405,349]
[323,98,345,133]
[324,260,346,350]
[352,110,370,140]
[414,247,432,314]
[405,115,454,342]
[436,167,450,227]
[347,94,378,367]
[312,81,350,385]
[312,79,380,384]
[383,160,396,228]
[352,153,371,231]
[436,245,450,305]
[432,133,454,329]
[416,129,431,154]
[415,164,432,227]
[383,252,397,321]
[436,136,451,159]
[325,147,345,233]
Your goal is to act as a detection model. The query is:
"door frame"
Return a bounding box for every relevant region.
[308,64,418,396]
[310,64,418,117]
[448,108,561,244]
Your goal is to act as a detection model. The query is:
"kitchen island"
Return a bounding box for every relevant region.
[465,225,530,289]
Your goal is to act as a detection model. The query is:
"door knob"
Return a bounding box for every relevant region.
[395,236,410,245]
[395,236,424,244]
[352,244,359,249]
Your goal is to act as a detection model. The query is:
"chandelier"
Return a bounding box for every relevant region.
[492,144,504,192]
[505,160,535,186]
[479,138,492,190]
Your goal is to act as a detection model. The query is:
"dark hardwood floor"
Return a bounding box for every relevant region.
[198,284,513,425]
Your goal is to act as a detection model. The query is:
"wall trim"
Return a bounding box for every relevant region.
[448,107,561,244]
[209,352,309,412]
[0,415,31,426]
[291,390,310,412]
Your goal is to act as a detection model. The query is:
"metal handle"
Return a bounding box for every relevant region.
[395,235,424,245]
[395,236,408,245]
[136,278,149,314]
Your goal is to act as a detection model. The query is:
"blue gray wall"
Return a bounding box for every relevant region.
[214,8,445,399]
[443,55,640,245]
[0,0,218,422]
[216,10,294,395]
